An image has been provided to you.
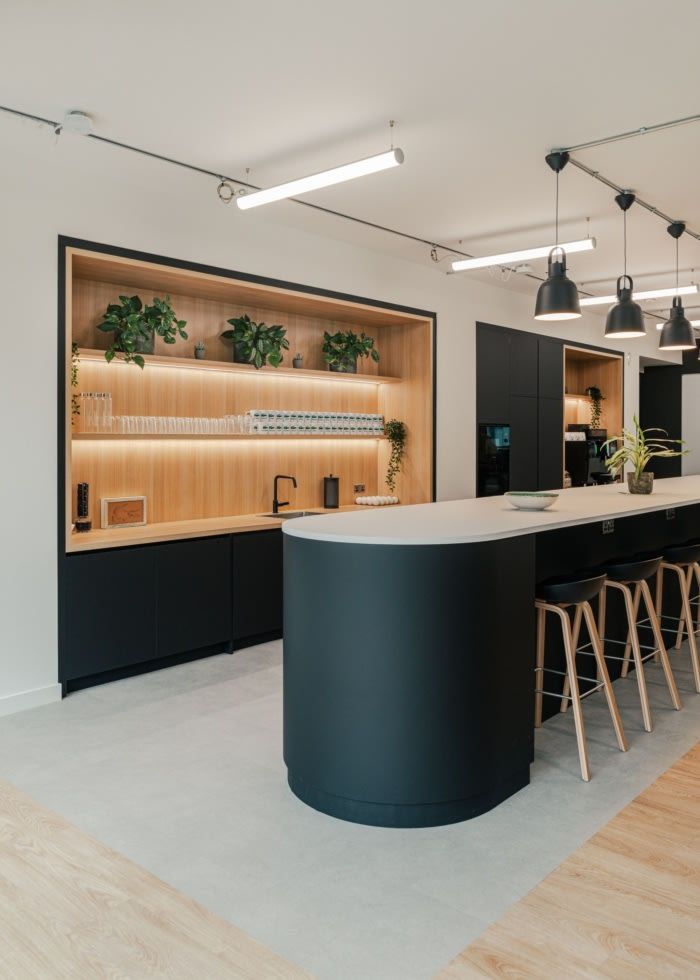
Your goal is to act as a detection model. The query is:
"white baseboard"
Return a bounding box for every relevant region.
[0,684,62,718]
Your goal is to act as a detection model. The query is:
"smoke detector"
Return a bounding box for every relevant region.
[62,110,93,135]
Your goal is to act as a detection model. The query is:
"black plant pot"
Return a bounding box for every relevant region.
[133,328,155,355]
[329,358,357,374]
[233,343,251,364]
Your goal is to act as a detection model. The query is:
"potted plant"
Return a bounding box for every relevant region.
[585,385,605,430]
[384,418,407,493]
[221,314,289,368]
[322,330,380,374]
[98,294,188,368]
[603,415,688,494]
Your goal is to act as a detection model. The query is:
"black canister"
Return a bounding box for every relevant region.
[323,474,339,509]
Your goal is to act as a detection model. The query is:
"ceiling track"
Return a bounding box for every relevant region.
[557,111,700,154]
[568,155,700,243]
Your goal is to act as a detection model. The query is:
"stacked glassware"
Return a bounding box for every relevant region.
[246,410,385,435]
[84,409,385,436]
[79,392,113,432]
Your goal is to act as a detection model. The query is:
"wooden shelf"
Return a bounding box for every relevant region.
[77,349,400,385]
[73,432,384,441]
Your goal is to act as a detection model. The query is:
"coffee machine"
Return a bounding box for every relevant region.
[565,425,617,486]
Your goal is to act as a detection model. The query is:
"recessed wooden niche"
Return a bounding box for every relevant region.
[64,245,435,551]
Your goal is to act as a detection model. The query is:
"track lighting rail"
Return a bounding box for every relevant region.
[556,111,700,155]
[567,156,700,243]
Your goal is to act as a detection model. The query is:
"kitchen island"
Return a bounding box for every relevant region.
[282,477,700,827]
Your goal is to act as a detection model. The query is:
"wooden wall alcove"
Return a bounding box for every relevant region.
[563,345,623,435]
[64,245,435,549]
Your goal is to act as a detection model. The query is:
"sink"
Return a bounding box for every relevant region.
[260,510,319,520]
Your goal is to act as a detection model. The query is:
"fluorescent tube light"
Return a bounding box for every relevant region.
[450,238,595,273]
[236,148,404,209]
[580,284,698,307]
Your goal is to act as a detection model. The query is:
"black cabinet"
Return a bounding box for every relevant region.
[537,338,563,399]
[509,396,538,490]
[157,536,232,657]
[538,397,564,490]
[60,529,283,691]
[509,332,538,397]
[476,325,509,420]
[60,546,158,683]
[232,530,283,643]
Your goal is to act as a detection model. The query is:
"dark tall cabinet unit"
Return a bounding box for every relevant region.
[476,324,564,493]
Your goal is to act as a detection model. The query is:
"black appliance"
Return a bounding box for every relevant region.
[478,423,510,497]
[565,425,617,486]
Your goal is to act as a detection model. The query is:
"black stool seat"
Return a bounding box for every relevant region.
[537,573,606,605]
[606,555,662,583]
[664,541,700,565]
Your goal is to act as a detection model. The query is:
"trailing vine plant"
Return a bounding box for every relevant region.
[384,418,407,493]
[71,342,81,423]
[585,385,604,429]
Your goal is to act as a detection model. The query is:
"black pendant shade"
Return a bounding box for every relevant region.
[534,247,582,320]
[604,275,646,338]
[658,297,696,350]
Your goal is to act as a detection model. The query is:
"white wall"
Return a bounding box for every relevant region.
[0,118,678,712]
[682,375,700,475]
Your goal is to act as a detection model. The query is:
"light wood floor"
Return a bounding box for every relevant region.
[0,780,311,979]
[437,743,700,979]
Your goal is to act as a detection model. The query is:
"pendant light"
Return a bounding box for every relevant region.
[605,193,646,338]
[534,152,582,321]
[659,222,696,351]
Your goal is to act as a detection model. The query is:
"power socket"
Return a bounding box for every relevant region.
[353,484,365,493]
[602,519,615,535]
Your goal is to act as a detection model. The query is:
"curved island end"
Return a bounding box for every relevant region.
[282,478,700,828]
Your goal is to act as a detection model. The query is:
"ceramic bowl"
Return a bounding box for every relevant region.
[504,491,559,511]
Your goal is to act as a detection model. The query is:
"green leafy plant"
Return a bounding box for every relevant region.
[603,415,688,479]
[322,330,380,372]
[71,342,81,422]
[384,418,407,493]
[98,294,187,368]
[585,385,605,429]
[221,314,289,369]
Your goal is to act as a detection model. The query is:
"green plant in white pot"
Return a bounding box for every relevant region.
[603,415,688,494]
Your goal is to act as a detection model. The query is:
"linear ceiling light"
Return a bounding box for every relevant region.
[236,148,404,210]
[580,284,698,306]
[451,238,595,273]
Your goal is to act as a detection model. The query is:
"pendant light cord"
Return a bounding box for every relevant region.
[676,238,679,292]
[555,171,559,246]
[623,209,627,278]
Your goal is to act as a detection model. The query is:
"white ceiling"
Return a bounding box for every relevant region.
[3,0,700,317]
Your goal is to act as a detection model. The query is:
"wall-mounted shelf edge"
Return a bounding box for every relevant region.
[72,432,385,441]
[77,349,401,385]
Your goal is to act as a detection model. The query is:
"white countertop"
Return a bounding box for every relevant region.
[282,476,700,546]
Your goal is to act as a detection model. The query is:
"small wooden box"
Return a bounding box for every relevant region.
[101,496,147,529]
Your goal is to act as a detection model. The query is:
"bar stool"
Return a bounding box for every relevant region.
[651,541,700,694]
[594,556,682,731]
[535,572,628,782]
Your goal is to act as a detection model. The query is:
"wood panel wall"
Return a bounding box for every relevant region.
[564,348,623,435]
[66,249,434,535]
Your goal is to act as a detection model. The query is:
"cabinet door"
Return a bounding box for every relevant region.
[157,536,232,657]
[60,547,157,682]
[509,331,538,397]
[538,338,563,399]
[509,395,538,491]
[232,530,283,642]
[539,397,564,490]
[477,325,510,421]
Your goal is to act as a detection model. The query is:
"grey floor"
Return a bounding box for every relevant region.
[1,642,699,980]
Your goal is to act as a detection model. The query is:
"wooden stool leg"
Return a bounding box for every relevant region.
[550,604,590,781]
[640,579,681,711]
[621,583,642,678]
[675,565,693,650]
[582,601,628,752]
[560,604,582,714]
[616,582,652,731]
[693,562,700,636]
[534,605,546,728]
[664,562,700,693]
